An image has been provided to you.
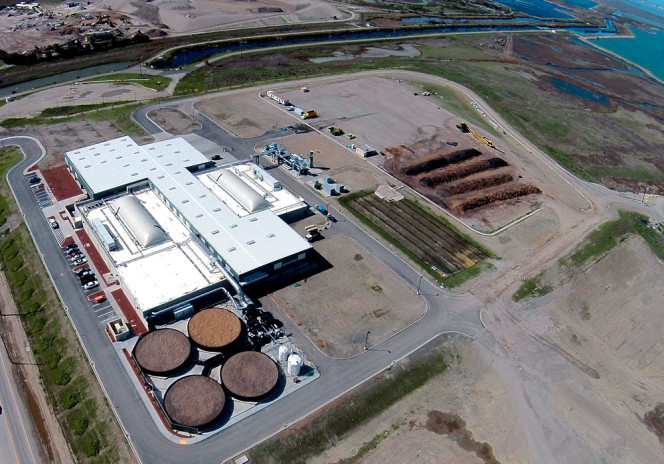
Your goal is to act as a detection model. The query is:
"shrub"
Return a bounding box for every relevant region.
[57,383,82,409]
[8,256,23,272]
[38,348,61,369]
[67,408,90,435]
[49,366,72,386]
[26,314,47,335]
[79,431,101,457]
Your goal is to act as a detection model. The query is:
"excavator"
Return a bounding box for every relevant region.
[456,122,495,149]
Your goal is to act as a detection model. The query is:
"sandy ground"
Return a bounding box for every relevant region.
[315,237,664,463]
[271,234,426,358]
[148,107,200,135]
[196,91,295,138]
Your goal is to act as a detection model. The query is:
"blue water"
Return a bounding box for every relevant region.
[490,0,575,19]
[566,18,616,35]
[402,15,543,23]
[591,26,664,81]
[548,77,611,102]
[562,0,597,8]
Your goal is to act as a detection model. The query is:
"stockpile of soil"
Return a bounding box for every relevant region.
[444,172,513,196]
[449,184,541,213]
[221,351,279,400]
[420,157,508,187]
[164,375,226,429]
[133,329,192,375]
[402,148,481,175]
[188,308,242,351]
[387,144,540,214]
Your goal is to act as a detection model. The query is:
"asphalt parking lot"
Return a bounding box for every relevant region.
[24,173,53,209]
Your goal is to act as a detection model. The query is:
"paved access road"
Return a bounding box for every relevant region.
[0,334,44,464]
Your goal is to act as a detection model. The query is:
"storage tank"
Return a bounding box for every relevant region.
[278,345,290,362]
[287,353,303,376]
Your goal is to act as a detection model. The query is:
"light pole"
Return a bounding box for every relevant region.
[364,330,370,351]
[417,275,424,295]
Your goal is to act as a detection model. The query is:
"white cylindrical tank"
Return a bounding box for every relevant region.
[287,354,303,376]
[278,345,290,362]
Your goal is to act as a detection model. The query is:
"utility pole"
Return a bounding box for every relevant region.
[417,275,424,295]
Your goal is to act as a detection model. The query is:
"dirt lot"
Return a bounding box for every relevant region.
[148,107,200,135]
[196,91,295,138]
[271,234,426,358]
[270,75,548,226]
[310,238,664,463]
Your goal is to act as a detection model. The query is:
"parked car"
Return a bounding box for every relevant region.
[327,215,338,223]
[68,253,83,260]
[48,218,59,229]
[65,244,79,252]
[80,274,96,284]
[314,205,328,215]
[73,258,87,266]
[82,281,99,290]
[76,268,93,277]
[28,176,41,184]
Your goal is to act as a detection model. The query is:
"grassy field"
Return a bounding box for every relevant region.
[85,73,171,91]
[1,102,147,138]
[0,146,133,463]
[249,340,455,464]
[0,146,22,229]
[561,210,664,268]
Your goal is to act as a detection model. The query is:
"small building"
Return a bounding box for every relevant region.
[355,145,378,158]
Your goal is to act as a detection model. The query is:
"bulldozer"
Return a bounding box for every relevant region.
[457,122,495,149]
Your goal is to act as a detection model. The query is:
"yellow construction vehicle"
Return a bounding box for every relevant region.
[457,122,495,149]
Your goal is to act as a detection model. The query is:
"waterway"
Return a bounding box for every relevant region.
[590,26,664,81]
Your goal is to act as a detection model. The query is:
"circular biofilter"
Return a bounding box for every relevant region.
[133,328,192,376]
[164,375,226,429]
[221,351,279,401]
[188,308,242,351]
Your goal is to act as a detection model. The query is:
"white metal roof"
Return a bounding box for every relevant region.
[114,195,167,248]
[67,136,311,277]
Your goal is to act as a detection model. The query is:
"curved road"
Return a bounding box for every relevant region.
[5,127,484,464]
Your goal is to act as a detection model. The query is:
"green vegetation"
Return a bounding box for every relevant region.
[1,103,147,138]
[445,261,495,288]
[39,101,131,118]
[0,146,22,228]
[85,73,171,91]
[0,147,130,462]
[562,210,664,269]
[249,343,453,464]
[512,271,552,302]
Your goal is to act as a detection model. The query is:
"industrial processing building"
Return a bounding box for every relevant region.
[65,136,311,318]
